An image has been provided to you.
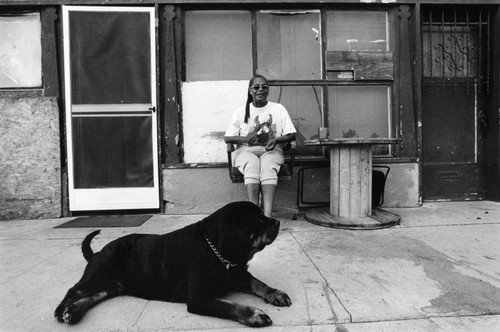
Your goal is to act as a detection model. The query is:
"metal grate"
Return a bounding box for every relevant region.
[422,7,490,93]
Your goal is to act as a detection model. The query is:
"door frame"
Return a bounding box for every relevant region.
[62,5,160,211]
[419,6,490,201]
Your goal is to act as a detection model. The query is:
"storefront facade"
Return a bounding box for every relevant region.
[1,0,499,219]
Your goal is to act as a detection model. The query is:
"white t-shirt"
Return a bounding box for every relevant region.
[225,101,296,147]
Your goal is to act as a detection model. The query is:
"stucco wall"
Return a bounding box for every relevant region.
[0,96,61,220]
[162,163,420,215]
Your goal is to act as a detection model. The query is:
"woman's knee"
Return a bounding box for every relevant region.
[259,151,283,184]
[235,151,260,183]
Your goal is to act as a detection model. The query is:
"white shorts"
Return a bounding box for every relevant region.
[233,146,284,186]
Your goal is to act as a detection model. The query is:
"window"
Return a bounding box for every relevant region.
[328,86,390,139]
[326,10,392,156]
[328,85,391,155]
[0,13,42,88]
[257,10,321,80]
[185,11,252,81]
[268,85,323,155]
[182,8,393,163]
[327,10,389,51]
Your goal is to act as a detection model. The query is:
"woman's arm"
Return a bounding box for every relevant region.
[265,133,296,151]
[224,133,258,145]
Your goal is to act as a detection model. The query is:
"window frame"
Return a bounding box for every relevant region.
[0,11,42,90]
[0,8,59,98]
[180,5,398,162]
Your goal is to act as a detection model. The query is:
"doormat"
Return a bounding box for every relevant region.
[54,215,152,228]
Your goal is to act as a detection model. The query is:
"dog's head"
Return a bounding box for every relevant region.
[200,201,280,266]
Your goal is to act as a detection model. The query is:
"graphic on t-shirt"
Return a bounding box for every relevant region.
[251,115,276,146]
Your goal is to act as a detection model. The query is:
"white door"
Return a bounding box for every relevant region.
[63,6,159,211]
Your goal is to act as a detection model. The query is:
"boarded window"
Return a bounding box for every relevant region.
[0,13,42,88]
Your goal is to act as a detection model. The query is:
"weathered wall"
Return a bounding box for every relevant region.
[163,168,247,214]
[162,163,420,215]
[0,96,61,220]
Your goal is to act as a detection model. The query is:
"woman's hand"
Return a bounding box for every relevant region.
[265,139,277,151]
[245,132,258,145]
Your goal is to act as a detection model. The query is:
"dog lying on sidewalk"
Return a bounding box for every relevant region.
[54,201,291,327]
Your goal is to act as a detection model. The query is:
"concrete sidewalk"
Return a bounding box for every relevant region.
[1,201,500,331]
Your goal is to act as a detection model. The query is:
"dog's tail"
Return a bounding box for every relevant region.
[82,230,101,262]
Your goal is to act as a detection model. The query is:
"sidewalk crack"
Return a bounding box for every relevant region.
[290,232,353,323]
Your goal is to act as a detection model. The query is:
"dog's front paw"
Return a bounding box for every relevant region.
[264,289,292,307]
[61,304,85,325]
[238,307,273,327]
[54,304,66,323]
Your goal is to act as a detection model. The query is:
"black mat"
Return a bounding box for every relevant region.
[54,215,152,228]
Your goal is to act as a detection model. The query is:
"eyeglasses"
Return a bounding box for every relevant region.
[250,84,269,91]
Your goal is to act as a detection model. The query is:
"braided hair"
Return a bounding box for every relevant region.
[244,75,268,124]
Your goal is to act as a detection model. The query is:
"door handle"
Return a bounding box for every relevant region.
[149,106,156,113]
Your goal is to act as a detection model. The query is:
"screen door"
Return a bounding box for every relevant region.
[63,6,159,211]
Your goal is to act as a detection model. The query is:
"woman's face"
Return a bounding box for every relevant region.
[249,77,269,107]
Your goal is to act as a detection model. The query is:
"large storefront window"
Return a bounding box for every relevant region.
[0,13,42,88]
[182,8,393,163]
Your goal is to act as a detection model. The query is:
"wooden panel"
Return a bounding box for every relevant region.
[304,206,400,230]
[360,144,372,217]
[0,97,61,220]
[41,7,59,97]
[338,146,351,217]
[162,5,180,165]
[330,147,340,216]
[305,138,400,145]
[398,5,418,158]
[349,145,361,217]
[330,144,377,218]
[325,51,393,80]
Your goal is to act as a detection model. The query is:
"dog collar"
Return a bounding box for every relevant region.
[204,235,237,270]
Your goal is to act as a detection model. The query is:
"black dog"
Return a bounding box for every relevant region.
[54,201,291,327]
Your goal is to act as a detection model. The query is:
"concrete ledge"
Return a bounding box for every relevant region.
[162,163,420,215]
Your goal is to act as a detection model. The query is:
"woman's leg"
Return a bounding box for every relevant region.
[261,184,276,217]
[259,150,284,217]
[234,149,261,206]
[246,183,260,206]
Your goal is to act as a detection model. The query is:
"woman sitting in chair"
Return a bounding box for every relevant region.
[224,75,296,217]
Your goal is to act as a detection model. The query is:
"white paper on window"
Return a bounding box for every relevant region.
[182,81,249,163]
[0,13,42,88]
